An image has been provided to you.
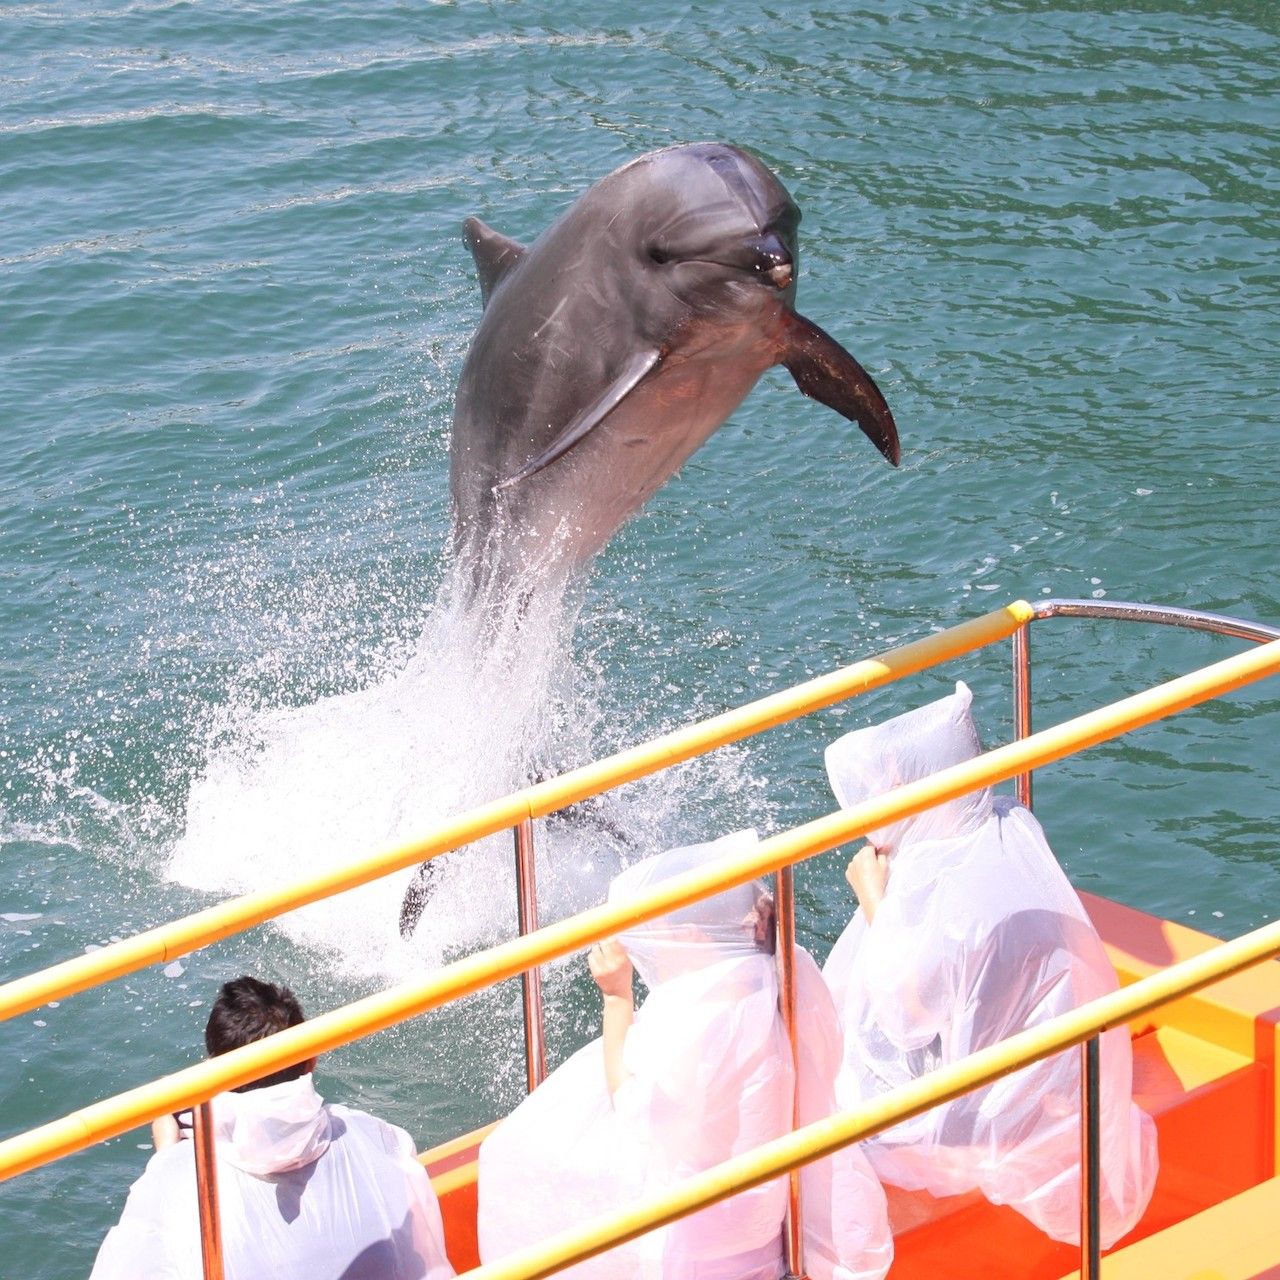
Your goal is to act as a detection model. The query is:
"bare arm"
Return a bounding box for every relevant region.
[846,844,890,925]
[151,1113,181,1151]
[589,940,635,1098]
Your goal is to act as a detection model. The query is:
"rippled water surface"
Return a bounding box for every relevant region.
[1,2,1277,1272]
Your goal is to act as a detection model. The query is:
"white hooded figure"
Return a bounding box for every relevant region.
[478,830,892,1280]
[821,682,1157,1248]
[90,1073,456,1280]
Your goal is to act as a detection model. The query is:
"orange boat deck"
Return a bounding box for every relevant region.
[421,891,1280,1278]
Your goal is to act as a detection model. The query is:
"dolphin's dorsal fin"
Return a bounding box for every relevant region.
[494,348,663,491]
[779,312,901,466]
[463,216,527,308]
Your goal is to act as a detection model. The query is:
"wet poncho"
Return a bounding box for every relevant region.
[90,1074,456,1280]
[478,830,892,1280]
[821,682,1157,1247]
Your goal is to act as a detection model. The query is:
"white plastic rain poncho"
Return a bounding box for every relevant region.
[90,1074,456,1280]
[822,682,1157,1247]
[478,830,892,1280]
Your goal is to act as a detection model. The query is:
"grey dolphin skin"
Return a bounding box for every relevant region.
[403,144,901,935]
[449,142,900,597]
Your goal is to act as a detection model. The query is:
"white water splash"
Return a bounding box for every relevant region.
[168,567,763,980]
[0,784,162,864]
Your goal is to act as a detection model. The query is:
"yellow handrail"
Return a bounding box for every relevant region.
[459,915,1280,1280]
[0,602,1033,1024]
[1,634,1276,1182]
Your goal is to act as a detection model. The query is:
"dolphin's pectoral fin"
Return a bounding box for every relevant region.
[398,857,442,938]
[494,348,663,491]
[780,313,901,466]
[463,216,528,308]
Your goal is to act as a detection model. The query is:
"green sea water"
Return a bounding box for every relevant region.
[1,2,1277,1273]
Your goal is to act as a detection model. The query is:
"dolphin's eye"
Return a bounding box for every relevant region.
[647,246,671,265]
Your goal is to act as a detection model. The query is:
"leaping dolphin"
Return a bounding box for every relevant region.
[449,142,900,597]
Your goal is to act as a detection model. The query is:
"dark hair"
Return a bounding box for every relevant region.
[750,888,777,956]
[205,976,308,1092]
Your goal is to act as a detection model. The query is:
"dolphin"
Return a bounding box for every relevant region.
[449,142,900,597]
[402,146,901,935]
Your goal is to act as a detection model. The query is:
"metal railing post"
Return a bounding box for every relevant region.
[1080,1036,1101,1279]
[192,1101,225,1280]
[774,864,808,1280]
[1012,622,1033,809]
[513,818,547,1091]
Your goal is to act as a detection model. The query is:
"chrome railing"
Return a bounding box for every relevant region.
[5,600,1275,1280]
[512,818,547,1091]
[192,1100,223,1280]
[1008,598,1280,1279]
[132,598,1280,1280]
[498,598,1279,1280]
[1011,598,1280,808]
[774,864,807,1280]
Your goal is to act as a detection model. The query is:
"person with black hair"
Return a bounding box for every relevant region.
[90,976,455,1280]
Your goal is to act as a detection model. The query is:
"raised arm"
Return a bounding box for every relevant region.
[588,939,635,1098]
[846,844,890,924]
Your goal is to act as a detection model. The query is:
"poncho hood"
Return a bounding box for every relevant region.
[213,1074,331,1176]
[824,681,992,854]
[609,830,769,990]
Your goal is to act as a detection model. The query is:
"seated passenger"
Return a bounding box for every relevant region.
[91,976,456,1280]
[478,830,892,1280]
[821,682,1157,1247]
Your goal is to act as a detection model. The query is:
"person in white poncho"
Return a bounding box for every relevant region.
[90,976,456,1280]
[478,830,893,1280]
[821,682,1157,1248]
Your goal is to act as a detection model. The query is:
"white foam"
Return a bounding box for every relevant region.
[169,567,761,981]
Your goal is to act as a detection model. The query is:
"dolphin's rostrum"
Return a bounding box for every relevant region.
[449,142,900,598]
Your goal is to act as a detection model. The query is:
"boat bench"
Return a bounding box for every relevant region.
[1055,1176,1280,1280]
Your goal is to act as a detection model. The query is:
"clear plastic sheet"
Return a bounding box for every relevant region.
[479,830,891,1280]
[822,682,1157,1247]
[90,1074,455,1279]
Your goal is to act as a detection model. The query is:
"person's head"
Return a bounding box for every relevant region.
[824,681,991,855]
[609,831,774,988]
[205,976,314,1092]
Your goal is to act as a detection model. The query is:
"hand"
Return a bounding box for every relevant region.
[588,939,633,1000]
[151,1113,181,1150]
[845,844,889,924]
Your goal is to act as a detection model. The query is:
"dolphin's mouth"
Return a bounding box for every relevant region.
[745,230,794,289]
[679,253,793,290]
[689,230,794,290]
[762,260,793,289]
[652,228,795,291]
